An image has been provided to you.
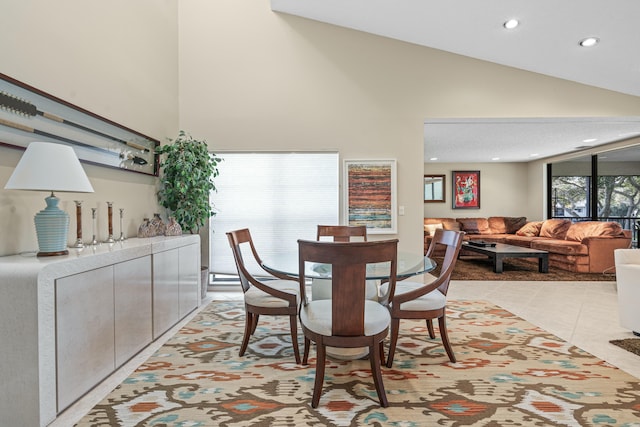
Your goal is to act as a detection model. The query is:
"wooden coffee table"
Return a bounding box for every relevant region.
[461,242,549,273]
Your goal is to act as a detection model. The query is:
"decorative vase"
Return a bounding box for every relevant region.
[150,213,166,236]
[137,218,152,238]
[165,217,182,236]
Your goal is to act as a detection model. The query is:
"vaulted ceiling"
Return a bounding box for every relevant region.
[271,0,640,162]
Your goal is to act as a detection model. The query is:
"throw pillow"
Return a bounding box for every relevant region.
[505,216,527,234]
[458,218,490,234]
[442,221,461,231]
[516,221,543,237]
[539,219,572,239]
[488,217,508,234]
[488,216,526,234]
[424,223,443,236]
[565,221,624,242]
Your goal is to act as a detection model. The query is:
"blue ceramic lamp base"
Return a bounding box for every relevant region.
[34,193,70,257]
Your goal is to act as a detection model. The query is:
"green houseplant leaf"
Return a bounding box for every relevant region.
[156,131,222,234]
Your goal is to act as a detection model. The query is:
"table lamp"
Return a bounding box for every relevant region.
[4,141,95,256]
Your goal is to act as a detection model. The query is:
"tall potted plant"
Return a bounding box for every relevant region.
[156,130,222,297]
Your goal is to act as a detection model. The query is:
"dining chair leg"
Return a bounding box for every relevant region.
[426,319,436,339]
[289,315,301,364]
[438,316,456,363]
[370,342,389,407]
[303,337,311,365]
[251,314,259,334]
[386,318,400,368]
[311,342,326,408]
[379,340,386,366]
[239,312,253,357]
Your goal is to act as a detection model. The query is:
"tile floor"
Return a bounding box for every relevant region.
[51,277,639,426]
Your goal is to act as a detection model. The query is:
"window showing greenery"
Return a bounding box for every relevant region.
[598,175,640,220]
[551,176,590,218]
[549,146,640,242]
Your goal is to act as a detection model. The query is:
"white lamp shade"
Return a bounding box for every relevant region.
[4,142,94,193]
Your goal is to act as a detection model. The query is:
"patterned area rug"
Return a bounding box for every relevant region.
[77,301,640,426]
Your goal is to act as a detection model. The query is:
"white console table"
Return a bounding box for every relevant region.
[0,235,201,427]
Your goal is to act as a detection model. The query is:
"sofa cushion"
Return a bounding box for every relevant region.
[424,218,460,232]
[458,218,490,234]
[516,221,543,237]
[488,216,527,234]
[565,221,624,242]
[539,219,572,239]
[443,221,461,231]
[504,235,541,246]
[424,223,443,236]
[530,239,589,256]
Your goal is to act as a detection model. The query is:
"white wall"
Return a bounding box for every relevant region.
[423,163,536,219]
[179,1,640,253]
[1,1,640,256]
[0,0,178,255]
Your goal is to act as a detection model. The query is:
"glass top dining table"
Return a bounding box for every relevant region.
[261,251,437,281]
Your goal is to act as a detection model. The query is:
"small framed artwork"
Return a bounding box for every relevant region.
[424,174,445,203]
[452,170,480,209]
[344,159,397,234]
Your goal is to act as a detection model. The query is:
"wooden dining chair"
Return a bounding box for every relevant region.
[314,225,374,300]
[226,228,302,364]
[316,225,368,242]
[297,239,398,408]
[382,228,464,368]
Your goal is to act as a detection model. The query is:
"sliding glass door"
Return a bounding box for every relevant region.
[549,146,640,245]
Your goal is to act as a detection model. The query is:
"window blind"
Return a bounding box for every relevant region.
[210,152,339,276]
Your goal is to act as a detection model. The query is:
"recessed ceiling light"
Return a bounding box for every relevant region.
[491,157,500,161]
[583,138,598,143]
[530,153,539,157]
[503,19,519,29]
[580,37,599,47]
[429,157,438,161]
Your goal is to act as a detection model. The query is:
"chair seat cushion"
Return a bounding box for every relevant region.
[389,280,446,311]
[379,273,436,297]
[300,299,390,336]
[244,279,300,308]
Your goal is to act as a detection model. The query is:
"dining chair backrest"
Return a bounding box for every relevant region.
[226,228,266,294]
[298,239,398,336]
[316,225,368,242]
[226,228,302,364]
[384,228,464,367]
[426,228,464,295]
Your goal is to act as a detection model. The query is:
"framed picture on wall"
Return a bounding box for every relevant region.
[424,174,445,203]
[0,73,159,176]
[452,170,480,209]
[344,159,397,234]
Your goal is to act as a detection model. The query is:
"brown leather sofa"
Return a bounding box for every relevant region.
[424,216,631,273]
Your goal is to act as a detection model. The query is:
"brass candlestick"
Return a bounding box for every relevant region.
[104,202,115,243]
[72,200,84,248]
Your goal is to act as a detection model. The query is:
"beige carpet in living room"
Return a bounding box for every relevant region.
[444,256,616,281]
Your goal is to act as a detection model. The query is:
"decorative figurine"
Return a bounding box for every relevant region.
[150,213,166,236]
[165,217,183,236]
[138,218,152,238]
